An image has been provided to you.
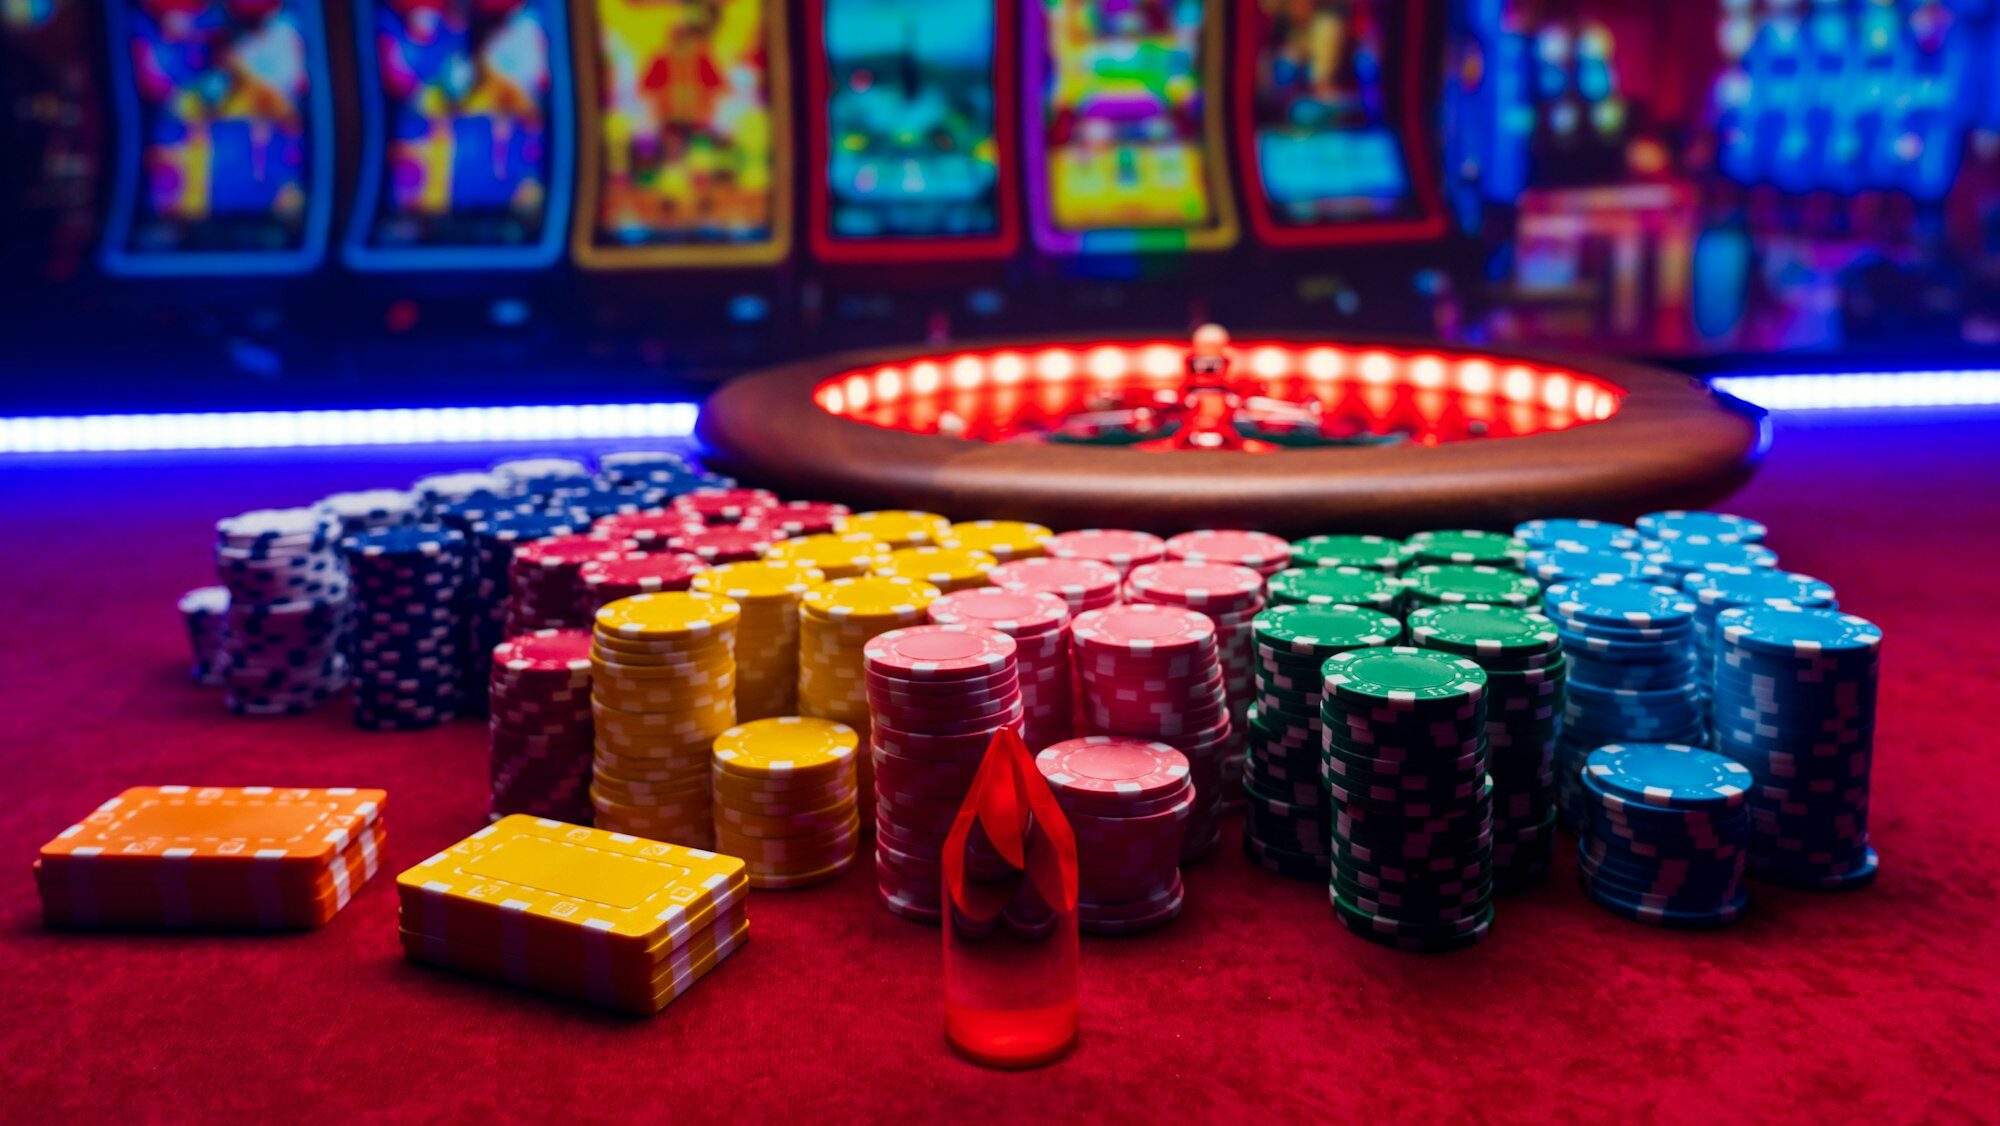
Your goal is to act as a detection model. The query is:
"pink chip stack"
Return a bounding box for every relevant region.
[989,556,1121,615]
[487,629,594,822]
[1123,559,1268,809]
[671,487,778,526]
[1046,528,1166,578]
[504,534,638,634]
[1069,604,1232,860]
[575,553,708,618]
[1036,736,1193,934]
[866,624,1023,924]
[928,587,1074,753]
[1164,529,1293,578]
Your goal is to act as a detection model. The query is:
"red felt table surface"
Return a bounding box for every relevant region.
[3,418,1998,1123]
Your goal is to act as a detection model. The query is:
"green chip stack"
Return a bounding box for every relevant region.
[1267,565,1401,613]
[1289,534,1404,572]
[1400,564,1540,615]
[1242,604,1403,880]
[1407,604,1565,890]
[1398,529,1529,571]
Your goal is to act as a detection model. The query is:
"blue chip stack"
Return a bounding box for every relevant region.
[1712,606,1883,890]
[463,511,591,709]
[341,525,469,730]
[1680,566,1838,722]
[493,457,593,497]
[1523,546,1669,586]
[1636,509,1768,546]
[177,586,231,687]
[1577,743,1753,929]
[411,471,510,516]
[1642,535,1779,585]
[213,507,352,716]
[1544,579,1706,827]
[597,450,691,486]
[1514,517,1646,555]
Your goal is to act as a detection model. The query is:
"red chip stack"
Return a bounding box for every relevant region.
[1070,604,1231,860]
[1164,529,1293,578]
[672,487,777,526]
[989,556,1120,615]
[666,525,785,564]
[866,624,1023,924]
[591,511,705,551]
[505,534,637,634]
[928,587,1073,753]
[575,553,708,618]
[487,629,594,823]
[741,500,849,537]
[1123,560,1267,809]
[1036,737,1192,934]
[1046,528,1167,578]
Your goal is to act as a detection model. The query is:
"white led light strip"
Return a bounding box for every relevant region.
[0,403,699,454]
[1712,371,2000,411]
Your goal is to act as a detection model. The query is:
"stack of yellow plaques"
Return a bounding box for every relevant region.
[711,717,861,889]
[36,786,386,929]
[763,532,891,580]
[844,510,952,550]
[690,560,825,721]
[590,591,741,849]
[940,519,1053,563]
[798,575,941,810]
[396,815,749,1015]
[872,545,996,593]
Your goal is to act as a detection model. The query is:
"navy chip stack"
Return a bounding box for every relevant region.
[1036,736,1193,934]
[1242,604,1401,880]
[1713,606,1883,889]
[1407,604,1565,890]
[487,628,594,822]
[178,586,230,687]
[411,471,509,514]
[492,456,594,501]
[1681,567,1837,722]
[316,489,420,538]
[596,450,692,488]
[214,507,352,716]
[1577,743,1752,928]
[1544,579,1705,828]
[1322,647,1494,952]
[341,525,468,730]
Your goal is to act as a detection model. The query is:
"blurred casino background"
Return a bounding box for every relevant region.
[5,0,2000,423]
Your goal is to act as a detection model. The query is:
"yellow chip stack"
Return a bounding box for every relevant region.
[589,591,741,849]
[764,532,891,580]
[711,717,861,889]
[798,575,941,810]
[844,509,953,550]
[690,560,825,721]
[396,815,749,1015]
[873,545,997,593]
[941,519,1054,563]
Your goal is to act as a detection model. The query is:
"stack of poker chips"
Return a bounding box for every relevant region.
[989,556,1120,616]
[1713,606,1882,889]
[928,587,1074,753]
[742,500,849,538]
[37,786,386,929]
[1267,565,1401,614]
[1322,647,1494,952]
[1577,743,1752,928]
[505,533,636,634]
[764,532,892,579]
[1523,545,1669,586]
[1398,529,1528,571]
[552,486,659,524]
[577,553,709,618]
[1642,536,1779,585]
[412,470,509,513]
[342,525,469,730]
[1123,560,1266,806]
[397,815,748,1015]
[1513,517,1643,555]
[671,486,778,526]
[843,509,952,550]
[1036,736,1193,934]
[1544,579,1705,827]
[488,629,594,823]
[1289,533,1403,572]
[866,624,1023,923]
[1407,605,1566,890]
[691,561,826,720]
[178,586,230,686]
[1164,529,1293,578]
[464,512,590,709]
[874,545,996,593]
[1636,509,1768,547]
[665,525,785,565]
[213,507,352,715]
[1400,564,1540,614]
[1241,604,1401,879]
[1046,528,1165,577]
[596,449,692,486]
[315,489,420,537]
[493,456,593,495]
[1681,566,1837,718]
[799,576,942,814]
[589,591,742,848]
[592,510,705,552]
[940,519,1052,563]
[1071,604,1231,861]
[712,717,861,889]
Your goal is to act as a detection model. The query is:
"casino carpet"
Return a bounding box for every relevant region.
[2,417,1998,1123]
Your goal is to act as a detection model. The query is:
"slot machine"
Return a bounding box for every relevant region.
[1,0,106,287]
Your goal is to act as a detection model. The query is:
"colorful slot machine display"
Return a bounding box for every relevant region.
[100,0,334,274]
[344,0,576,269]
[1023,0,1237,254]
[1,0,105,283]
[569,0,791,267]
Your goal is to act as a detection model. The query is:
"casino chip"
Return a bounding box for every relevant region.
[672,486,779,527]
[929,587,1073,754]
[692,560,826,721]
[743,500,850,538]
[1038,737,1192,933]
[1070,604,1232,861]
[1643,535,1779,583]
[1289,533,1403,572]
[1407,604,1564,890]
[590,591,742,849]
[1400,564,1539,612]
[1576,744,1751,929]
[464,511,590,710]
[845,509,952,549]
[800,576,943,820]
[989,556,1121,614]
[1267,565,1400,612]
[1637,510,1767,545]
[412,471,509,512]
[1713,606,1882,890]
[488,629,594,822]
[577,552,709,617]
[867,625,1024,923]
[941,519,1053,563]
[1321,646,1495,952]
[214,507,352,716]
[37,787,386,929]
[1523,546,1668,586]
[596,450,692,487]
[492,456,593,496]
[1164,529,1293,577]
[178,586,230,687]
[712,717,862,890]
[316,489,420,538]
[396,815,748,1014]
[1681,566,1837,713]
[1124,560,1267,811]
[764,531,893,579]
[1046,528,1166,577]
[1512,518,1642,553]
[873,545,997,593]
[505,533,637,635]
[1399,529,1528,571]
[340,524,472,730]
